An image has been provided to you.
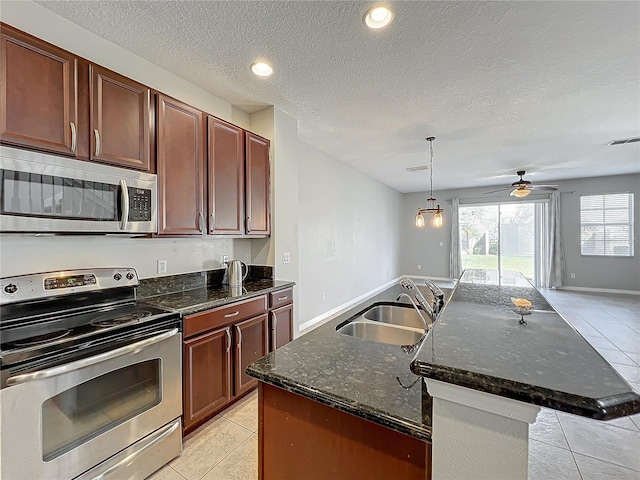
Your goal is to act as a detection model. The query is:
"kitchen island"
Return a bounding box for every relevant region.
[247,270,640,480]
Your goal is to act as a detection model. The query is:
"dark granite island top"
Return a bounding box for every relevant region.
[247,283,435,442]
[411,268,640,420]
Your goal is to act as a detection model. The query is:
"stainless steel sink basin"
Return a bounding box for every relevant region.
[337,320,424,346]
[362,304,426,329]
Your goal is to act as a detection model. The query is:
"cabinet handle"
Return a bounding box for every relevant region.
[210,213,215,228]
[94,129,101,157]
[225,329,231,353]
[277,296,288,301]
[70,122,77,153]
[247,216,252,232]
[224,311,240,318]
[198,212,204,232]
[272,316,278,350]
[235,325,242,348]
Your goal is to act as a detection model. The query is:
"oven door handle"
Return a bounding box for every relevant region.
[5,328,179,386]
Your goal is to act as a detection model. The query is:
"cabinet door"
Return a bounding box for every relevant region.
[90,65,151,171]
[234,313,268,396]
[207,116,244,234]
[270,304,293,351]
[0,25,78,156]
[183,327,232,432]
[156,94,205,235]
[245,132,271,236]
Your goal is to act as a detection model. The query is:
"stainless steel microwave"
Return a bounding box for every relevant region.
[0,147,157,234]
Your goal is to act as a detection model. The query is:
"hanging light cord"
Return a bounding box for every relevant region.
[428,138,434,198]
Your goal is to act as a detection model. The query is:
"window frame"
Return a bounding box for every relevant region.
[579,192,634,258]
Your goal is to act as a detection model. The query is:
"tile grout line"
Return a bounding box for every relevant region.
[571,450,640,474]
[195,430,256,479]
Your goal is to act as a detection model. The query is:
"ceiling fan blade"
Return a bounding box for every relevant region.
[482,187,510,194]
[531,185,559,191]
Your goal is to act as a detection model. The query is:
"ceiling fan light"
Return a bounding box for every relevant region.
[416,212,425,228]
[510,187,531,198]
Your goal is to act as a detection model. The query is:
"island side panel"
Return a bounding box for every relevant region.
[258,382,431,480]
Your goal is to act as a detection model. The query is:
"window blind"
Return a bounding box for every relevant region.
[580,193,634,256]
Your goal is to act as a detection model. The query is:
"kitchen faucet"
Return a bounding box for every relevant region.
[399,278,435,318]
[395,292,432,354]
[424,280,446,316]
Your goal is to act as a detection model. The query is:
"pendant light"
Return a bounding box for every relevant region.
[415,137,444,228]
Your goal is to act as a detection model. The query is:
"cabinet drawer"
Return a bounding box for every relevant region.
[184,295,267,338]
[269,288,293,309]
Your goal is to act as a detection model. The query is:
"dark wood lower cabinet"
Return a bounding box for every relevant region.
[259,383,431,480]
[234,313,269,397]
[270,304,293,351]
[183,327,232,432]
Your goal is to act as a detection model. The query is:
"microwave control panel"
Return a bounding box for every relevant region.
[128,188,152,222]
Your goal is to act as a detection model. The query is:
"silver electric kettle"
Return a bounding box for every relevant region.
[226,260,248,286]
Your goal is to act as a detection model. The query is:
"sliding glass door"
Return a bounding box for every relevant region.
[459,202,543,285]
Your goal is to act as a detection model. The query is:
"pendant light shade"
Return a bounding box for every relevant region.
[432,210,443,228]
[416,137,444,228]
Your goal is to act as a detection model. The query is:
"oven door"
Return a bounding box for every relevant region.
[0,146,157,234]
[0,328,181,480]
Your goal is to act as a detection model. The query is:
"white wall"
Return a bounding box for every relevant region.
[401,174,640,291]
[298,139,403,326]
[0,2,257,279]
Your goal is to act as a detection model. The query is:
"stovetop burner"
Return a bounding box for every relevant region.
[10,329,71,347]
[91,310,153,328]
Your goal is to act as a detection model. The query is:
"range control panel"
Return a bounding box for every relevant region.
[1,268,139,305]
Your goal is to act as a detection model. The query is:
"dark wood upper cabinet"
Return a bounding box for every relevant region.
[234,313,268,397]
[207,116,244,235]
[90,65,151,171]
[156,94,205,235]
[0,25,78,156]
[183,326,232,432]
[245,132,271,236]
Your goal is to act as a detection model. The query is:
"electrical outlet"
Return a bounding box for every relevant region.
[417,264,422,270]
[282,252,291,264]
[322,292,326,301]
[570,273,576,279]
[222,255,229,265]
[157,260,167,274]
[439,242,444,247]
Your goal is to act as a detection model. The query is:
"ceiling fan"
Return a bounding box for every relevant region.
[483,171,558,198]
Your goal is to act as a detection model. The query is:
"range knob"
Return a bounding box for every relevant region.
[113,273,122,281]
[126,272,134,280]
[4,283,18,294]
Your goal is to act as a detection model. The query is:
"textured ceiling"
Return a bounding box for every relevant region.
[34,1,640,193]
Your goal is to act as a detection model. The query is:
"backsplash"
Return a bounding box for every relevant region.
[138,265,274,299]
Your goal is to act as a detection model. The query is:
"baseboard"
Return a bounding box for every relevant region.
[405,275,457,283]
[298,276,403,334]
[558,286,640,296]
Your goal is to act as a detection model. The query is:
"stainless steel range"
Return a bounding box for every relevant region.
[0,268,182,480]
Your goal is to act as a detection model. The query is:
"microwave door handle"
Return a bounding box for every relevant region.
[120,179,130,231]
[5,328,179,386]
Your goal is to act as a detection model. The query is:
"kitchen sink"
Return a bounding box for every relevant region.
[337,320,424,346]
[362,304,426,329]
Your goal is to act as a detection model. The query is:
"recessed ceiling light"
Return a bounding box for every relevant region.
[364,6,393,29]
[251,62,273,77]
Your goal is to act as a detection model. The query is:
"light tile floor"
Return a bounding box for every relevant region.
[150,289,640,480]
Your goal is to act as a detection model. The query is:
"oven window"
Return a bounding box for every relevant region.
[41,359,161,462]
[1,169,118,221]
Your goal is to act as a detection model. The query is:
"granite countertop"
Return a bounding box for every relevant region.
[138,269,295,315]
[247,283,438,442]
[411,269,640,420]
